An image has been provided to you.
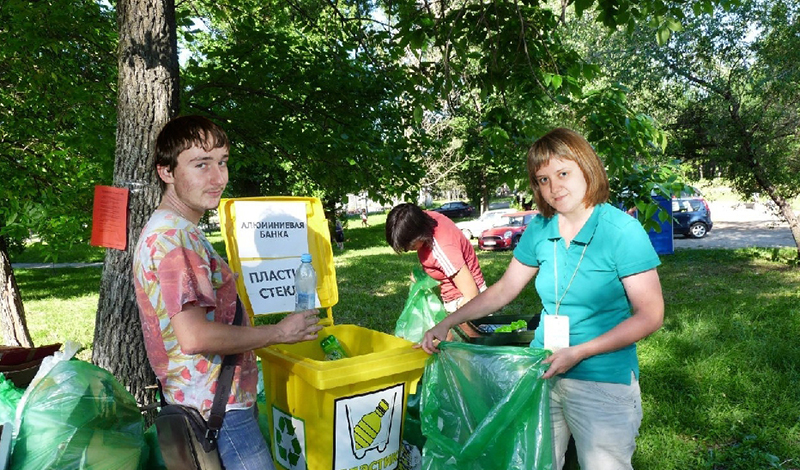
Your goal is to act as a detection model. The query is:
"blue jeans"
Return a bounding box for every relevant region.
[217,407,275,470]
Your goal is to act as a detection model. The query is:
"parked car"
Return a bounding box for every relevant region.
[478,210,538,250]
[431,201,475,219]
[672,196,713,238]
[456,208,517,239]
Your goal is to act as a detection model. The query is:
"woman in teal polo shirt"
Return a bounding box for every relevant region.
[420,127,664,470]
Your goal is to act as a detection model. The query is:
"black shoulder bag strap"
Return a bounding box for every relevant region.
[204,297,245,443]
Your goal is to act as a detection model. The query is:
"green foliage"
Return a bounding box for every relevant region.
[576,0,741,44]
[2,0,740,258]
[578,84,690,230]
[596,0,800,206]
[386,0,726,221]
[178,0,422,207]
[0,0,117,260]
[0,0,757,259]
[11,242,105,264]
[391,0,581,206]
[561,0,800,239]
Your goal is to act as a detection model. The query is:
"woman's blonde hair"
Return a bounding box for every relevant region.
[526,128,609,218]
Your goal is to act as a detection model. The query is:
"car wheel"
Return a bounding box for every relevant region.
[511,234,522,249]
[688,222,708,238]
[461,228,473,239]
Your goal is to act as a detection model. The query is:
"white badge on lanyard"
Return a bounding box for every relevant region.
[546,240,588,352]
[544,314,570,352]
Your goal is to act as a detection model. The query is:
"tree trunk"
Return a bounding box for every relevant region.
[92,0,179,411]
[774,197,800,259]
[747,164,800,260]
[0,235,33,347]
[726,96,800,260]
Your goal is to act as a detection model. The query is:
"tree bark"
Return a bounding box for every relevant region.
[92,0,179,411]
[0,235,33,347]
[726,94,800,260]
[773,197,800,259]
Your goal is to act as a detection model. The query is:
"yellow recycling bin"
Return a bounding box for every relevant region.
[218,196,428,470]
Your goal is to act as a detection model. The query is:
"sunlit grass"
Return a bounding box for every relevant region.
[12,224,800,469]
[14,267,102,361]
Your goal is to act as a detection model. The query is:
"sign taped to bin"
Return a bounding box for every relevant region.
[241,258,321,314]
[233,200,309,258]
[333,384,405,470]
[218,196,337,320]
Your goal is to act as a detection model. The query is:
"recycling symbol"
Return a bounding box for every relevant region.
[273,409,306,470]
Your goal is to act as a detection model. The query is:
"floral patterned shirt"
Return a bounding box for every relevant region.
[133,210,258,419]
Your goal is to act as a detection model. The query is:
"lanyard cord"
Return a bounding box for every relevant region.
[553,240,588,317]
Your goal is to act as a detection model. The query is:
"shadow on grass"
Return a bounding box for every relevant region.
[12,228,800,469]
[248,225,543,333]
[15,266,103,301]
[11,243,106,264]
[636,248,800,469]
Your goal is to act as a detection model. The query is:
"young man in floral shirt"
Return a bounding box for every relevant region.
[133,115,322,470]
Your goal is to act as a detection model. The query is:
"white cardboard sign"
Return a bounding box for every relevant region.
[241,258,319,315]
[233,200,309,259]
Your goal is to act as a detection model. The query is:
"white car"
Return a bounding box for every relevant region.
[456,208,517,239]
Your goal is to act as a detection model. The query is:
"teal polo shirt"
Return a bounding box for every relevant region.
[514,203,661,384]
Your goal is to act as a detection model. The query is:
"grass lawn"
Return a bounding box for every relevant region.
[11,219,800,469]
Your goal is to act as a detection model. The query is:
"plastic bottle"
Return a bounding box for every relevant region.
[294,253,316,311]
[320,334,348,361]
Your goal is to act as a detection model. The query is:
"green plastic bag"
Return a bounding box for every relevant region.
[0,374,24,424]
[395,266,447,343]
[143,424,167,470]
[420,342,553,470]
[11,359,147,470]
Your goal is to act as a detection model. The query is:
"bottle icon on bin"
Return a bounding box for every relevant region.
[354,399,388,450]
[345,394,396,459]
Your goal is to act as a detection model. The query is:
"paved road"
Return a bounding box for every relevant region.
[672,202,796,250]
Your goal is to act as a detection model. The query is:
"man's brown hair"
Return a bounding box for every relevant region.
[154,115,230,191]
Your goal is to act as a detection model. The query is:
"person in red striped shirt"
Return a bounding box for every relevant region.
[386,203,487,313]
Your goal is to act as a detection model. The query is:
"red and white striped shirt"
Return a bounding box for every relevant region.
[417,211,486,303]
